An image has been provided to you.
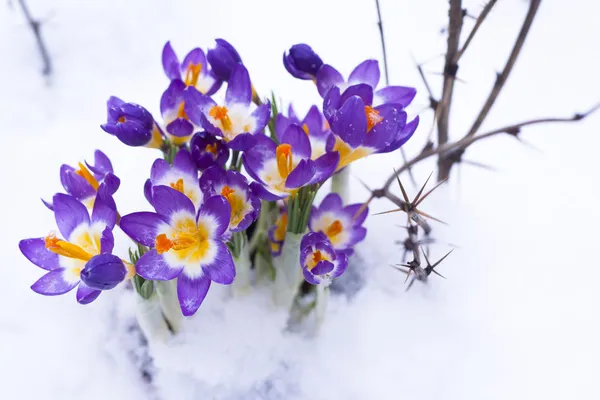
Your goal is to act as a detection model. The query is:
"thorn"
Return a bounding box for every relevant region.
[412,171,434,204]
[354,195,374,220]
[373,207,403,216]
[393,168,410,203]
[462,159,497,172]
[414,209,448,225]
[414,178,448,208]
[431,248,455,269]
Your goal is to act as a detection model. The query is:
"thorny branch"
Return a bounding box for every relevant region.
[453,0,498,62]
[17,0,52,76]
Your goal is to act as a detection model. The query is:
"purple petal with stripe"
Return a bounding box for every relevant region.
[319,193,343,213]
[181,48,207,74]
[162,41,181,80]
[378,115,419,154]
[207,38,242,81]
[31,269,78,296]
[144,179,153,204]
[166,118,194,137]
[302,268,321,285]
[303,105,325,138]
[88,150,113,178]
[331,252,349,278]
[323,86,341,121]
[281,124,311,160]
[60,165,95,200]
[363,105,406,150]
[101,173,120,195]
[225,64,251,107]
[76,282,102,304]
[340,84,374,107]
[136,250,183,280]
[312,260,335,275]
[150,158,170,182]
[375,86,416,108]
[275,114,292,143]
[173,148,197,177]
[91,189,117,228]
[309,151,339,184]
[119,212,164,247]
[160,79,185,115]
[152,185,195,219]
[53,193,90,240]
[184,86,216,125]
[249,181,285,201]
[177,274,211,316]
[227,132,256,151]
[343,204,369,225]
[198,195,231,238]
[316,64,344,98]
[19,238,59,271]
[100,226,114,254]
[285,159,316,189]
[348,59,380,88]
[202,241,235,284]
[330,96,367,148]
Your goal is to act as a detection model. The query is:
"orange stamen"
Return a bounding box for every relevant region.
[326,220,343,238]
[75,162,100,191]
[155,234,173,254]
[301,123,310,136]
[170,178,185,193]
[184,63,202,87]
[118,116,126,123]
[44,233,94,261]
[221,185,236,198]
[312,250,323,264]
[177,102,187,119]
[209,105,232,132]
[365,105,383,132]
[205,143,218,155]
[276,144,293,179]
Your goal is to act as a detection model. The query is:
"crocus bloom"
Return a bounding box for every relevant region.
[309,193,368,255]
[268,205,287,256]
[316,59,417,108]
[190,131,229,171]
[206,38,243,82]
[199,166,260,234]
[19,189,131,304]
[324,88,418,171]
[160,80,199,144]
[185,64,270,151]
[283,44,323,80]
[46,150,120,210]
[80,254,132,290]
[162,41,222,96]
[276,105,334,160]
[144,148,203,210]
[120,187,235,316]
[300,231,348,286]
[242,125,339,199]
[101,96,164,148]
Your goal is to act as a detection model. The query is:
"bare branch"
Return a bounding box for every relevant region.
[454,0,498,62]
[17,0,52,76]
[465,0,541,138]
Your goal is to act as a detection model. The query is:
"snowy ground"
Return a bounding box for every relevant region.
[1,0,599,399]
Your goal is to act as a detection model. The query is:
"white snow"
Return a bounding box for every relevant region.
[1,0,600,399]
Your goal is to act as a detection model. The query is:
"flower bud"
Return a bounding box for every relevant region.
[80,254,127,290]
[101,96,156,147]
[283,44,323,80]
[207,39,243,81]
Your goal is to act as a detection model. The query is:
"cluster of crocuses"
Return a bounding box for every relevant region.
[19,40,418,318]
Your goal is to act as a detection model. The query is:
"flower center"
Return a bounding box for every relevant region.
[118,116,126,123]
[312,250,323,264]
[276,144,293,179]
[273,212,288,242]
[221,185,245,226]
[169,178,185,193]
[44,233,94,261]
[209,105,232,133]
[75,162,100,190]
[365,105,383,132]
[177,102,188,119]
[184,63,202,87]
[325,220,343,238]
[302,123,310,136]
[205,143,219,155]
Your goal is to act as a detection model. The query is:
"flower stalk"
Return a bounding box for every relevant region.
[155,279,182,332]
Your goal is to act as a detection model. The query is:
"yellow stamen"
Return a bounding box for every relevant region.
[184,63,202,87]
[170,178,185,193]
[276,144,293,179]
[44,233,94,261]
[273,212,288,242]
[302,123,310,136]
[365,105,383,132]
[75,162,100,191]
[205,143,218,155]
[209,105,232,132]
[326,220,343,238]
[221,185,246,226]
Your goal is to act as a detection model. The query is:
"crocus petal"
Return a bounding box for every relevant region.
[340,84,374,107]
[162,41,181,80]
[160,79,186,116]
[152,185,195,219]
[100,226,114,254]
[309,151,340,185]
[198,195,231,238]
[199,165,226,194]
[225,64,251,107]
[166,119,194,137]
[53,193,90,239]
[19,238,59,271]
[184,87,216,125]
[31,269,78,296]
[319,193,343,212]
[181,48,207,74]
[302,268,321,285]
[275,114,292,143]
[303,105,325,137]
[251,103,271,134]
[119,212,165,247]
[102,173,121,195]
[316,64,344,98]
[137,250,183,280]
[285,159,316,189]
[378,115,419,154]
[331,251,349,278]
[301,231,329,249]
[312,260,335,275]
[91,189,117,228]
[150,158,170,182]
[348,59,380,88]
[81,254,127,290]
[206,38,242,82]
[60,165,95,200]
[144,179,153,204]
[177,274,211,316]
[281,124,311,160]
[90,150,113,177]
[227,132,257,151]
[362,105,406,150]
[330,96,367,148]
[173,148,198,177]
[374,86,417,108]
[42,198,54,211]
[202,241,235,284]
[76,282,102,304]
[249,181,285,201]
[323,86,341,121]
[343,203,369,225]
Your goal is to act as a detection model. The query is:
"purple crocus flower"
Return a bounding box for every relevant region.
[45,150,120,210]
[309,193,368,256]
[276,105,334,160]
[316,59,416,108]
[160,79,199,145]
[80,253,133,290]
[268,204,287,256]
[144,148,202,211]
[184,64,270,151]
[300,231,348,286]
[242,125,339,200]
[323,87,418,171]
[120,187,235,316]
[283,44,323,81]
[162,41,222,96]
[19,188,132,304]
[199,166,260,234]
[101,96,164,148]
[206,39,243,82]
[190,131,229,171]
